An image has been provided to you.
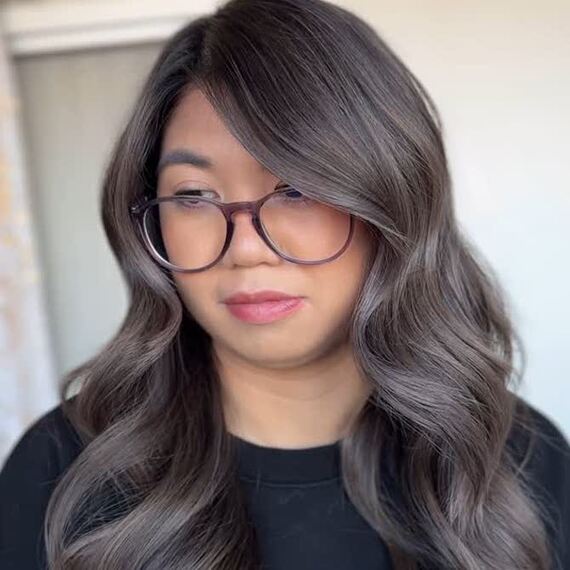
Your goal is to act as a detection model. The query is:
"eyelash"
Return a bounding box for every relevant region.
[174,183,294,200]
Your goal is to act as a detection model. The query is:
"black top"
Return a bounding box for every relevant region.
[0,398,568,569]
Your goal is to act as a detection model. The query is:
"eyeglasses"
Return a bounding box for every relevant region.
[129,186,354,273]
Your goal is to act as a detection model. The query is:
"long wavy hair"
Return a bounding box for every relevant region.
[44,0,554,568]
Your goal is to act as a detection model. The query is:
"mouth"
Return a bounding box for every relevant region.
[223,296,306,324]
[222,289,301,304]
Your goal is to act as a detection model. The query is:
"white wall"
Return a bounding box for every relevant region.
[5,0,569,436]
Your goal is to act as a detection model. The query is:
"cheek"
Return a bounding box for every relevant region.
[172,273,216,328]
[313,250,368,327]
[302,221,372,332]
[318,219,372,293]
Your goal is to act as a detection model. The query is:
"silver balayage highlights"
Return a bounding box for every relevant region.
[45,0,552,568]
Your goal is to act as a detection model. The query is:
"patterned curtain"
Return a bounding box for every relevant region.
[0,26,58,463]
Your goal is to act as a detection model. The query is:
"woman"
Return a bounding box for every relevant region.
[1,0,568,568]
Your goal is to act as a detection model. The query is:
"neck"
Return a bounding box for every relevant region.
[213,340,372,449]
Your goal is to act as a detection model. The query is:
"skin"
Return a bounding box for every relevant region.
[157,87,374,449]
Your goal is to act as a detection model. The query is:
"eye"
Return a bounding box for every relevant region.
[173,188,218,200]
[276,183,301,196]
[271,185,312,208]
[283,188,304,199]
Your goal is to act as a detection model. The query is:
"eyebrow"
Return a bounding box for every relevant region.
[156,148,213,174]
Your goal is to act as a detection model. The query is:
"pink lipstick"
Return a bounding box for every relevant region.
[222,290,306,324]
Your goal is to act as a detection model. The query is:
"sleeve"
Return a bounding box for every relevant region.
[0,405,76,570]
[519,401,570,570]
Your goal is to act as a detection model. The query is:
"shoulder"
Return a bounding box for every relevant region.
[1,397,84,480]
[0,398,84,569]
[509,396,570,481]
[508,395,570,569]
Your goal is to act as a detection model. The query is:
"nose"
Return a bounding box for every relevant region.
[221,210,281,267]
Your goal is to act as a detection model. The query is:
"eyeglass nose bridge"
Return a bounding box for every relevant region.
[218,196,275,255]
[222,198,261,221]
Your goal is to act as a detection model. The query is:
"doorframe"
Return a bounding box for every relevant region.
[1,0,216,57]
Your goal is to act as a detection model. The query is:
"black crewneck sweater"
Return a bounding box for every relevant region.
[1,398,569,569]
[233,433,392,569]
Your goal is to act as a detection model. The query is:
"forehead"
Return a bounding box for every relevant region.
[159,87,272,179]
[163,88,225,144]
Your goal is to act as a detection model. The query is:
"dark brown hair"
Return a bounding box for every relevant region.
[45,0,553,568]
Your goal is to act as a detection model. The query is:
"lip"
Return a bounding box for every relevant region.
[222,290,306,324]
[223,290,300,304]
[225,298,305,324]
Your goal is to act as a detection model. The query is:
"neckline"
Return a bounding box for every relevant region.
[230,433,342,484]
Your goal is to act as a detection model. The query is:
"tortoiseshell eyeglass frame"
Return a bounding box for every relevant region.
[129,188,355,273]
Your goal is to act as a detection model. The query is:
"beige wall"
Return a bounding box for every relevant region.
[11,1,570,435]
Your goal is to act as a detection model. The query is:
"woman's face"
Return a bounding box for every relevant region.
[157,87,373,368]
